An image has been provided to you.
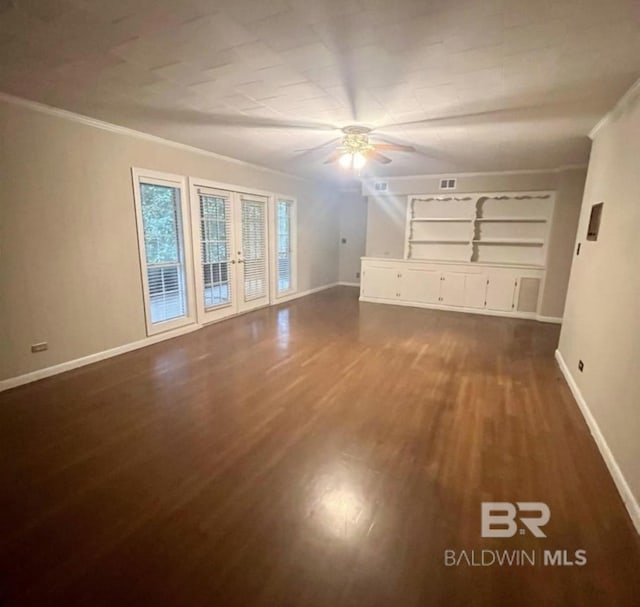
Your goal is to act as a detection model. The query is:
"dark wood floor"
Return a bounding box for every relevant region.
[1,287,639,606]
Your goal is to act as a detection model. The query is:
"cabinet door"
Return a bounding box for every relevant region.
[362,265,400,300]
[464,274,488,309]
[486,274,517,311]
[400,268,441,303]
[440,272,466,306]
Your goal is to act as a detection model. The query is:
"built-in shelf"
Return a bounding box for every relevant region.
[475,217,548,223]
[473,239,544,246]
[410,239,470,244]
[407,192,554,264]
[411,217,473,222]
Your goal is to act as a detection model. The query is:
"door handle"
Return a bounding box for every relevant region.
[237,259,245,264]
[230,260,236,264]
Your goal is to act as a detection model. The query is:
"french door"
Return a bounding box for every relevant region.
[191,183,270,323]
[236,193,269,313]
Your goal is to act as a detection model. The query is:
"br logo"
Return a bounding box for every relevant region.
[481,502,551,538]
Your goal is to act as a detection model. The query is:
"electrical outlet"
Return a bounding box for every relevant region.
[31,342,48,353]
[578,360,584,372]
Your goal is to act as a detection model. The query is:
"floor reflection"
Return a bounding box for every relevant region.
[277,308,290,350]
[308,461,370,541]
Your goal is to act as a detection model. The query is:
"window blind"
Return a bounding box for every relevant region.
[241,198,267,301]
[198,191,233,309]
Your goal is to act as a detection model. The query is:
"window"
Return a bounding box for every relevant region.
[132,169,195,335]
[275,198,296,296]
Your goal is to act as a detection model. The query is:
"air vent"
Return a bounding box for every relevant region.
[439,178,457,190]
[373,181,389,192]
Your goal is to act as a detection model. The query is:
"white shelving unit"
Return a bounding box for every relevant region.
[410,239,471,244]
[475,217,547,223]
[405,191,554,267]
[411,218,473,222]
[473,238,544,245]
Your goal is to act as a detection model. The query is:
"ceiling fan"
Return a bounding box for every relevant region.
[323,126,416,171]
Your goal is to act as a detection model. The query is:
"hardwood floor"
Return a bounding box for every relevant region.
[1,287,639,606]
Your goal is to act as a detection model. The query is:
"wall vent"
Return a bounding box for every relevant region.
[439,178,457,190]
[373,181,389,192]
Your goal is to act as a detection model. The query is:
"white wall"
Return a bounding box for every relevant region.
[338,189,367,284]
[363,169,586,318]
[0,97,339,381]
[558,80,640,530]
[540,168,585,316]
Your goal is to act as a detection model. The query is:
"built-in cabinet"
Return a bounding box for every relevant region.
[360,258,545,319]
[406,191,554,266]
[359,189,554,321]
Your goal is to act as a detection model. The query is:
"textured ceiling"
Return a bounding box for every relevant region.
[1,0,639,180]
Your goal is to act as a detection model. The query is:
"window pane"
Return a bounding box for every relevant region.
[140,182,187,324]
[242,200,266,301]
[141,184,181,264]
[277,200,292,293]
[200,194,232,309]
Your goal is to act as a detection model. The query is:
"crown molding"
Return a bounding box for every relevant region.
[0,90,592,186]
[363,165,587,184]
[589,76,640,140]
[0,91,313,184]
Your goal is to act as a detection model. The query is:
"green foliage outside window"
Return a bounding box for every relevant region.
[140,183,180,265]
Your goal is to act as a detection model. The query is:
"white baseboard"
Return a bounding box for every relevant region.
[338,281,360,287]
[271,282,340,305]
[359,295,559,323]
[0,282,342,393]
[555,349,640,535]
[0,323,200,393]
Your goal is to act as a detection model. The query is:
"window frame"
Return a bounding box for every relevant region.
[271,195,297,301]
[132,167,196,336]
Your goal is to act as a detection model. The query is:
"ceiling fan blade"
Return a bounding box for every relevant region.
[323,150,343,164]
[370,152,392,164]
[111,103,340,131]
[372,143,416,152]
[294,137,342,158]
[379,101,581,131]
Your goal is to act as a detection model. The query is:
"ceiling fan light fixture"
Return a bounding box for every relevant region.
[339,152,353,168]
[352,151,366,170]
[324,125,414,169]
